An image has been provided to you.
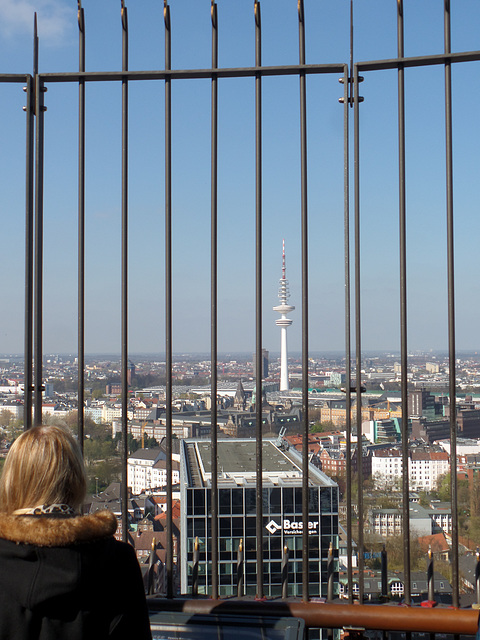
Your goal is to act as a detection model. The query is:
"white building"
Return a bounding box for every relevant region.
[438,438,480,456]
[372,447,449,492]
[102,404,122,423]
[410,449,449,492]
[370,503,451,537]
[84,406,103,423]
[151,458,180,491]
[127,448,180,495]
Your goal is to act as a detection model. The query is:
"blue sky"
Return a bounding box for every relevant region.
[0,0,480,356]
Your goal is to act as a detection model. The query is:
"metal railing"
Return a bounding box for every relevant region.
[1,0,480,636]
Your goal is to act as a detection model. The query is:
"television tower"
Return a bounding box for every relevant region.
[273,240,295,391]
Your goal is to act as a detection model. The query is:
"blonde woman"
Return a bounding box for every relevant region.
[0,425,151,640]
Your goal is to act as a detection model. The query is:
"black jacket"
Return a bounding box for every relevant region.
[0,510,152,640]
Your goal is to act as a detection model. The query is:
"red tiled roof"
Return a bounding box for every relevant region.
[155,500,181,520]
[418,532,449,554]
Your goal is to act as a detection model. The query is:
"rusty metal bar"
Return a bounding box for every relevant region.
[397,0,411,607]
[210,0,219,600]
[0,74,34,82]
[38,63,346,84]
[476,549,480,604]
[298,0,309,603]
[33,64,45,427]
[381,545,387,599]
[427,548,434,602]
[444,0,458,608]
[327,543,334,601]
[120,0,129,544]
[147,599,480,635]
[343,3,352,605]
[23,69,34,431]
[353,61,364,601]
[355,50,480,72]
[77,0,85,450]
[237,539,244,598]
[36,48,480,85]
[164,0,174,599]
[254,0,264,601]
[192,537,199,597]
[282,545,289,600]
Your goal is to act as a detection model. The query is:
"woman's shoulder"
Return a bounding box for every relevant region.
[0,509,118,547]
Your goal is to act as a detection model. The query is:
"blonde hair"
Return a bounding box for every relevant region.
[0,426,87,514]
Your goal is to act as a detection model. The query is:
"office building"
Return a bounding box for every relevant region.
[180,438,339,597]
[253,349,269,380]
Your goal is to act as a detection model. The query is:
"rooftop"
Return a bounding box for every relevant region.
[183,439,336,489]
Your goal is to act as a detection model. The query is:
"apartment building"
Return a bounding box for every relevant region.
[372,446,449,492]
[127,448,180,495]
[370,503,452,538]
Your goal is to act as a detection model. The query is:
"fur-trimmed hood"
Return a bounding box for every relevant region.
[0,509,117,547]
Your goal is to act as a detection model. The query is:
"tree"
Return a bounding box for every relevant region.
[310,420,335,434]
[469,471,480,518]
[436,472,469,509]
[86,459,121,494]
[0,412,23,442]
[0,410,13,428]
[143,436,159,449]
[83,437,117,463]
[418,491,430,508]
[384,533,424,572]
[62,411,109,440]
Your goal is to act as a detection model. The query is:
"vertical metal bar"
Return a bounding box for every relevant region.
[327,543,334,639]
[23,70,34,432]
[475,549,480,604]
[381,544,388,599]
[353,61,364,602]
[77,0,85,451]
[210,0,219,601]
[33,65,45,427]
[342,55,353,604]
[397,0,411,607]
[298,0,309,602]
[282,545,289,599]
[327,543,334,601]
[237,539,244,598]
[164,0,174,599]
[192,537,199,597]
[254,0,264,601]
[427,547,434,602]
[444,0,458,607]
[120,0,129,544]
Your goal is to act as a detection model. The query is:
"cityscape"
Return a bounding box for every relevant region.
[2,0,480,636]
[1,347,480,600]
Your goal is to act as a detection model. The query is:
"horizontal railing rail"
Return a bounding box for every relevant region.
[147,598,480,636]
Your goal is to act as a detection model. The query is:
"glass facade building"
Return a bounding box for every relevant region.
[180,439,339,597]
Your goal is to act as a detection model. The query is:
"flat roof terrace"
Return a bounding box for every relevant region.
[184,439,336,489]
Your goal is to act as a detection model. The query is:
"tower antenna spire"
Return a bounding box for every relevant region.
[273,241,295,391]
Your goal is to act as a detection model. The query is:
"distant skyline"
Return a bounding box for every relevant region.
[1,1,480,355]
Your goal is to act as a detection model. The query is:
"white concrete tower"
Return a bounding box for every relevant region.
[273,240,295,391]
